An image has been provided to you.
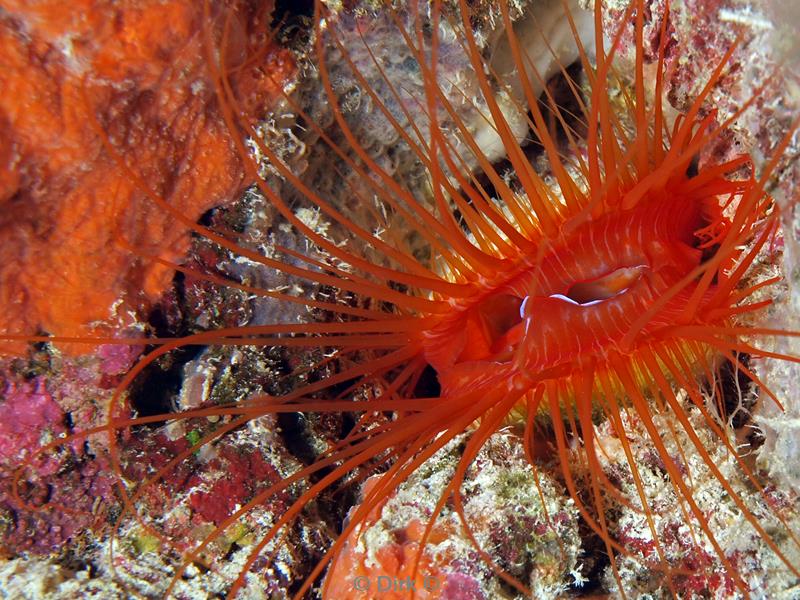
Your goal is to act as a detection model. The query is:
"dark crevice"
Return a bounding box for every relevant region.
[339,411,358,439]
[690,200,723,286]
[271,0,314,33]
[277,410,359,542]
[714,353,755,429]
[197,206,218,227]
[529,60,587,153]
[454,60,584,230]
[413,364,441,399]
[571,525,610,596]
[686,154,700,179]
[278,412,321,465]
[128,350,192,418]
[129,271,203,420]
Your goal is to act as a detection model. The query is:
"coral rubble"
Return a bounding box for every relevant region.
[1,0,799,598]
[324,433,582,600]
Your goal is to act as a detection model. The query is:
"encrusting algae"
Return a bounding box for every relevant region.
[1,0,800,599]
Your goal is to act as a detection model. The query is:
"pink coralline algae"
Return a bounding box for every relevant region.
[439,572,488,600]
[0,339,143,557]
[0,372,117,556]
[1,457,116,556]
[0,377,65,471]
[94,414,332,598]
[118,416,298,541]
[188,445,288,526]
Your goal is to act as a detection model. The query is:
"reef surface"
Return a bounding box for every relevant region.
[1,0,799,598]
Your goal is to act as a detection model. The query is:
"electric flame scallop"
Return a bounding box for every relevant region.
[4,0,800,598]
